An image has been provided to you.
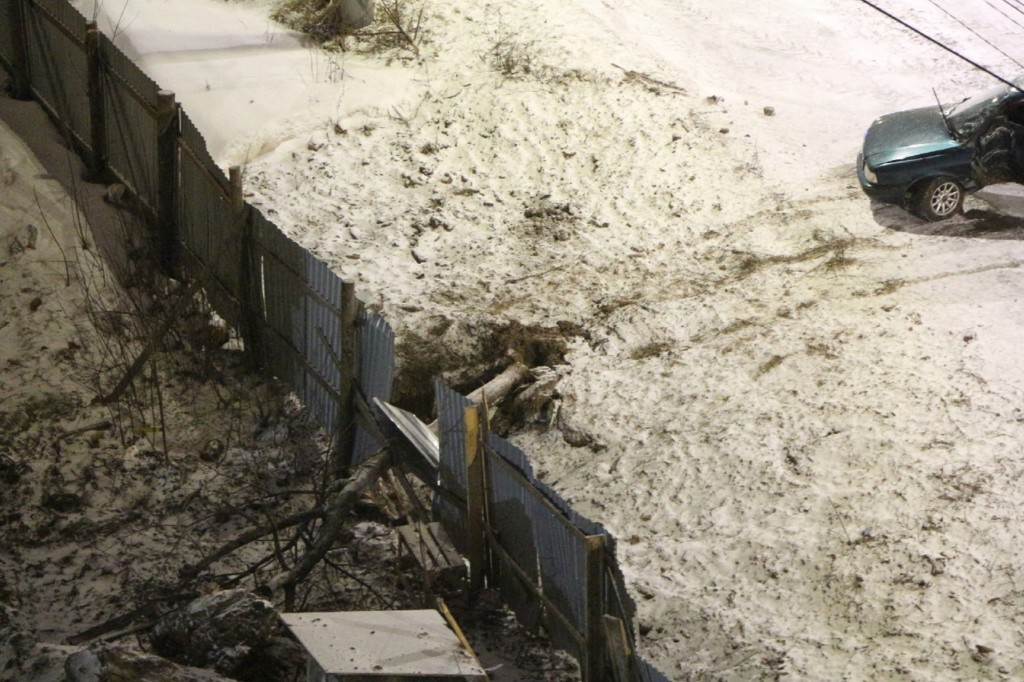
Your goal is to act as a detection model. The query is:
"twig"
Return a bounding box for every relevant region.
[506,258,579,284]
[59,420,113,440]
[827,496,853,545]
[180,506,326,580]
[96,279,200,405]
[611,63,688,94]
[66,590,197,645]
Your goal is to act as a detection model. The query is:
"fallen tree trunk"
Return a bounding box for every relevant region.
[429,361,531,432]
[467,361,531,405]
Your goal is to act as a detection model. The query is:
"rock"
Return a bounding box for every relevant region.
[763,105,776,116]
[65,644,232,682]
[150,590,278,678]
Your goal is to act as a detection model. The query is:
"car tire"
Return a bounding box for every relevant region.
[914,176,964,221]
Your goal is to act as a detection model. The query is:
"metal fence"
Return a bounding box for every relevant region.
[434,382,670,682]
[2,2,671,679]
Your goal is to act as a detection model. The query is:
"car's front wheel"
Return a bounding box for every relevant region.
[914,176,964,221]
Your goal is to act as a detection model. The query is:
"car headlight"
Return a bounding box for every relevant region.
[863,160,878,184]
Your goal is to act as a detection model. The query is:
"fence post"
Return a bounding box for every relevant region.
[585,534,607,682]
[155,90,179,271]
[333,280,358,476]
[85,22,107,181]
[8,0,30,99]
[465,404,487,594]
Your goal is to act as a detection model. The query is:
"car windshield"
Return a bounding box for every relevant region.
[946,84,1016,140]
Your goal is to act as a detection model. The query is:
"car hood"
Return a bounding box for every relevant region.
[863,105,962,166]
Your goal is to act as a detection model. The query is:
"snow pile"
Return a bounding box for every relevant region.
[27,0,1024,678]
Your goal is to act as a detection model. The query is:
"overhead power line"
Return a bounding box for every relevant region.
[925,0,1024,72]
[982,0,1024,32]
[999,0,1024,19]
[855,0,1022,92]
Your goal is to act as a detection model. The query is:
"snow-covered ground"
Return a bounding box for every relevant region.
[14,0,1024,678]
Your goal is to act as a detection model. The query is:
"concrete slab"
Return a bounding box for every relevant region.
[280,610,487,680]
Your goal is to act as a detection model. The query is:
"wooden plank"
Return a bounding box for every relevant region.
[397,522,465,577]
[430,522,465,568]
[398,523,441,567]
[602,615,635,682]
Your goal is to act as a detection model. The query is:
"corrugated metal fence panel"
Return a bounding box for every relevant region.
[485,437,539,583]
[306,257,342,433]
[302,254,342,416]
[487,432,533,477]
[179,109,228,188]
[0,0,16,72]
[254,218,343,434]
[435,380,470,495]
[602,548,637,641]
[178,111,242,328]
[433,381,471,554]
[484,445,543,631]
[482,430,586,661]
[534,497,587,663]
[353,311,394,463]
[178,112,212,265]
[251,210,307,408]
[23,0,90,151]
[100,33,158,212]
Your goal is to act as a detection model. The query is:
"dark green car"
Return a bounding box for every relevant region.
[858,79,1024,221]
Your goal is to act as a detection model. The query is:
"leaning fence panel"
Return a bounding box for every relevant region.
[484,443,543,630]
[433,381,472,554]
[534,491,588,663]
[100,33,158,213]
[353,311,394,463]
[23,0,90,151]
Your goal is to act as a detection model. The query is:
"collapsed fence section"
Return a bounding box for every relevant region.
[432,381,669,682]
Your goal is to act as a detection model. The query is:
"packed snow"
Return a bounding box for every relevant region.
[8,0,1024,678]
